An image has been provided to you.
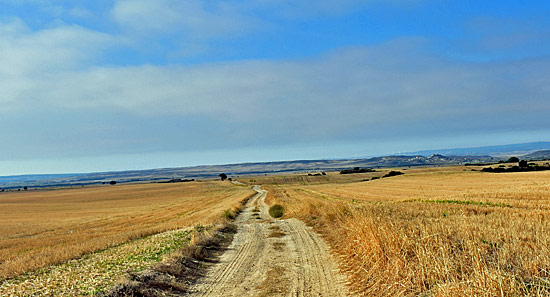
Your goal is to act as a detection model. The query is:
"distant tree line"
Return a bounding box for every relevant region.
[383,171,404,178]
[365,170,405,182]
[482,159,550,173]
[158,178,195,184]
[340,167,376,174]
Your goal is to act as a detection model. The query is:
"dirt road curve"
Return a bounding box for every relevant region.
[186,186,351,297]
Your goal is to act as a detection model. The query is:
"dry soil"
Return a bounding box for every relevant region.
[186,186,351,297]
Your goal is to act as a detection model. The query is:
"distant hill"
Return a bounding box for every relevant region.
[2,141,550,189]
[0,154,494,189]
[401,141,550,157]
[0,173,80,184]
[523,150,550,160]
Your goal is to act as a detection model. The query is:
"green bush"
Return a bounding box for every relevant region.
[222,209,236,220]
[268,204,284,218]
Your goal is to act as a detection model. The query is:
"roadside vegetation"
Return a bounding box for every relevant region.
[268,204,284,218]
[260,166,550,296]
[482,160,550,173]
[101,222,238,297]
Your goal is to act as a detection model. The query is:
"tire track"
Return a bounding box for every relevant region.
[194,224,263,296]
[187,186,352,297]
[288,220,347,296]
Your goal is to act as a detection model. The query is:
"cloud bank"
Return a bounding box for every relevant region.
[0,0,548,173]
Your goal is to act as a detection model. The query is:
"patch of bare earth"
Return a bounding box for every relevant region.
[256,266,289,297]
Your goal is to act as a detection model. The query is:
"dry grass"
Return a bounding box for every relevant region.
[262,167,550,296]
[0,181,255,280]
[102,222,238,297]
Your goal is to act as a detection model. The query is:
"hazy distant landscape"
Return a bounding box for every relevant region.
[2,142,549,190]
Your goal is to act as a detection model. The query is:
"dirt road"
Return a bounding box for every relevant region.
[187,186,351,297]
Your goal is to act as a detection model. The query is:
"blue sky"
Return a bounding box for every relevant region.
[0,0,549,175]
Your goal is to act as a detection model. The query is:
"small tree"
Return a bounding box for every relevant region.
[110,180,117,185]
[507,157,519,163]
[219,173,227,181]
[519,160,528,168]
[23,186,28,191]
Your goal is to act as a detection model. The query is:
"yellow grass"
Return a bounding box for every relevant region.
[0,181,255,280]
[260,167,550,296]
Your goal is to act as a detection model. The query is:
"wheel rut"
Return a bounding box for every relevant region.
[186,186,351,297]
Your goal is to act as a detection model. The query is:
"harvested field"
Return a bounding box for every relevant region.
[0,181,255,280]
[1,227,193,296]
[259,167,550,296]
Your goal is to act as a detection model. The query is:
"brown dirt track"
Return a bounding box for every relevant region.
[186,186,351,297]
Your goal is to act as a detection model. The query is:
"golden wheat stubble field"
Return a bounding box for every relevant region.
[0,181,254,280]
[259,165,550,296]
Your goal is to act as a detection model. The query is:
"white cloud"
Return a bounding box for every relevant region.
[111,0,261,38]
[0,15,548,163]
[110,0,419,38]
[0,19,113,74]
[3,35,548,138]
[106,0,428,58]
[0,19,115,110]
[1,15,547,134]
